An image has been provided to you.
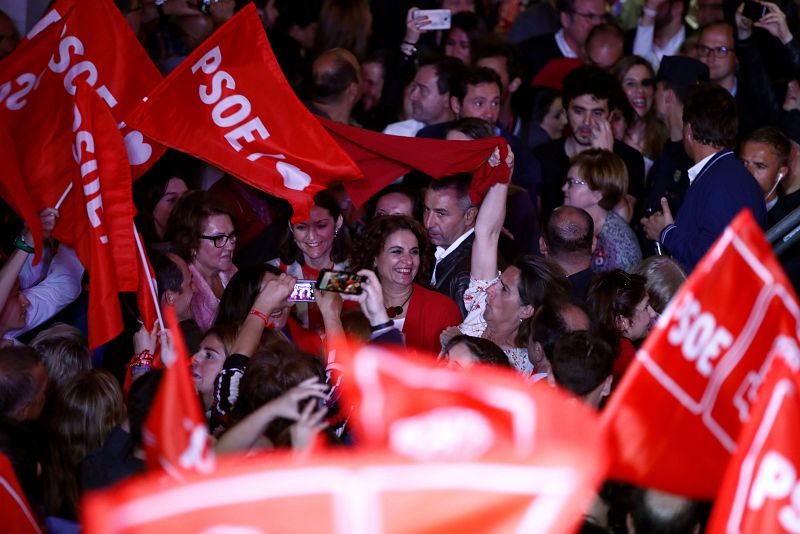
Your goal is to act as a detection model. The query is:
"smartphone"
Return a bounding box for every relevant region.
[742,0,767,21]
[288,280,316,302]
[316,269,366,295]
[414,9,452,30]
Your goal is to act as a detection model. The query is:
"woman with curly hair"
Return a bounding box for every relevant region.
[349,215,461,354]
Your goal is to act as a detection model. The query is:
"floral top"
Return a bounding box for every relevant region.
[592,210,642,273]
[459,276,533,376]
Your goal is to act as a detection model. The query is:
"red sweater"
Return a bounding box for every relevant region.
[402,284,463,356]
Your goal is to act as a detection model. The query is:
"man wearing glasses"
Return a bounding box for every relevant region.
[519,0,607,78]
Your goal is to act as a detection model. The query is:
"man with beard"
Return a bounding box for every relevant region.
[632,0,689,70]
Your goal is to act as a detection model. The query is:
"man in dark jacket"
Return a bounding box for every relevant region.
[641,84,767,272]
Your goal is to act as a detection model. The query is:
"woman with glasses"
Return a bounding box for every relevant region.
[562,148,642,272]
[587,269,657,384]
[166,190,238,331]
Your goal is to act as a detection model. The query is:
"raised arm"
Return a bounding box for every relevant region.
[232,273,296,357]
[471,148,513,281]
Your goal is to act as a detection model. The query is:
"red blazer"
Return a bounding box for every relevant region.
[403,284,462,356]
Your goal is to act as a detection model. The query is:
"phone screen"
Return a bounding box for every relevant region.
[317,270,366,295]
[288,280,315,302]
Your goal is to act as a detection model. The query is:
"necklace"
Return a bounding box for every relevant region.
[385,290,413,318]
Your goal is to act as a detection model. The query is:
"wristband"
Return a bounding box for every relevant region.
[370,320,394,332]
[13,236,34,254]
[248,309,271,327]
[128,350,154,369]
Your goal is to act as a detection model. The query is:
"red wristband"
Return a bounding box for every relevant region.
[248,309,271,327]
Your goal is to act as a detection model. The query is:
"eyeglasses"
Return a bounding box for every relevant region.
[199,233,238,248]
[565,177,588,188]
[570,9,607,22]
[695,44,731,58]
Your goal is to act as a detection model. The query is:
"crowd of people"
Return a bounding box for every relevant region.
[1,0,799,530]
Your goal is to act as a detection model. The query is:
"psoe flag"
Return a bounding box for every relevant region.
[707,354,800,534]
[601,210,800,499]
[125,4,363,221]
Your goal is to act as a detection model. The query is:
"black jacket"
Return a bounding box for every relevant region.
[433,233,474,318]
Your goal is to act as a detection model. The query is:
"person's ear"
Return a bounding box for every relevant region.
[539,236,548,255]
[164,290,176,306]
[508,76,522,94]
[450,95,461,117]
[519,304,535,320]
[615,314,630,334]
[464,205,478,226]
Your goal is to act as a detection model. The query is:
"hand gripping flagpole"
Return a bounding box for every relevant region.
[133,223,166,334]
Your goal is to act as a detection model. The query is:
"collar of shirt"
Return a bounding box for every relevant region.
[655,25,686,59]
[434,228,475,263]
[554,29,578,58]
[687,151,718,185]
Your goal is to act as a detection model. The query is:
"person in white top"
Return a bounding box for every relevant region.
[633,0,688,71]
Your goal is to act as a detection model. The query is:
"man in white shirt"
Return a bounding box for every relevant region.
[633,0,688,70]
[423,174,477,317]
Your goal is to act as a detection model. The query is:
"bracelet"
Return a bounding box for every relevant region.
[13,236,34,254]
[643,6,657,17]
[370,320,394,332]
[400,42,417,56]
[128,350,154,369]
[248,309,271,327]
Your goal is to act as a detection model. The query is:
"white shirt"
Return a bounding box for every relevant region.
[431,228,475,285]
[383,119,426,138]
[554,29,578,58]
[686,152,717,185]
[633,24,686,71]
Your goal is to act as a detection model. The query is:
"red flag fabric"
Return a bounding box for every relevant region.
[707,354,800,534]
[142,306,214,476]
[601,210,800,499]
[134,230,160,329]
[320,118,511,208]
[0,127,43,265]
[0,453,41,534]
[0,0,164,220]
[125,4,363,221]
[68,81,138,348]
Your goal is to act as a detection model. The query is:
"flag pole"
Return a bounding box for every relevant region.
[133,223,165,332]
[54,183,73,210]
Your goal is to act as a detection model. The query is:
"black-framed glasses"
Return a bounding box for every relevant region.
[695,44,731,58]
[570,9,607,22]
[199,233,238,248]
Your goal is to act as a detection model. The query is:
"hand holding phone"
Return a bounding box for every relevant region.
[316,270,366,295]
[742,0,767,21]
[413,9,451,30]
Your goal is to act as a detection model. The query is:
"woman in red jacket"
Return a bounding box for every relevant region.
[349,215,462,355]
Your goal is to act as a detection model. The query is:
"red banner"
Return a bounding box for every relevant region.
[707,355,800,534]
[601,210,800,499]
[142,306,214,476]
[0,0,164,219]
[0,454,40,534]
[68,81,138,348]
[125,4,363,220]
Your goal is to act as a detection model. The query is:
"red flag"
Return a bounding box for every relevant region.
[320,118,511,207]
[601,210,800,499]
[0,127,43,265]
[142,306,214,476]
[0,0,164,216]
[0,454,41,534]
[125,4,363,221]
[68,81,138,348]
[707,354,800,534]
[134,230,160,329]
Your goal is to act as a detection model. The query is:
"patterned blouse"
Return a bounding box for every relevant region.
[592,210,642,273]
[459,276,533,376]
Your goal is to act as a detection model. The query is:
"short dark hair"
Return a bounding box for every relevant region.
[447,117,495,140]
[365,184,422,221]
[474,39,522,83]
[683,83,738,148]
[551,331,615,396]
[427,173,474,213]
[562,65,619,109]
[544,206,594,257]
[311,49,360,104]
[165,190,236,263]
[451,66,502,103]
[743,126,791,166]
[514,255,571,345]
[421,56,466,96]
[215,263,284,328]
[528,296,591,364]
[149,249,184,301]
[443,335,511,367]
[587,269,648,345]
[0,346,42,421]
[444,11,488,62]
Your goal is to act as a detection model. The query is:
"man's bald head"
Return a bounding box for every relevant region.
[543,206,594,258]
[311,48,361,105]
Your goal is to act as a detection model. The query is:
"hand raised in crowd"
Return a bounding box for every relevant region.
[22,207,59,247]
[591,116,615,151]
[266,377,329,421]
[290,396,329,452]
[315,287,344,321]
[755,2,793,44]
[404,6,432,45]
[640,197,675,241]
[252,272,296,316]
[339,269,390,327]
[133,319,159,355]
